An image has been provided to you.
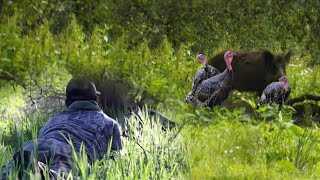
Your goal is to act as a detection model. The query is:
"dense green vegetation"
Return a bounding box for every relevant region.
[0,0,320,179]
[0,110,188,179]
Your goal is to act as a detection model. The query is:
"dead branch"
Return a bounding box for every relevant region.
[0,72,26,88]
[292,103,320,116]
[287,94,320,106]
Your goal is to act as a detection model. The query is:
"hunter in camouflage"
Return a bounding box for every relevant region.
[1,76,122,179]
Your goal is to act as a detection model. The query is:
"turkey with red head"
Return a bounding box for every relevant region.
[191,54,220,94]
[193,51,236,107]
[258,76,291,110]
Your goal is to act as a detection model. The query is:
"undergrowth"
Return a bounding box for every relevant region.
[0,1,319,179]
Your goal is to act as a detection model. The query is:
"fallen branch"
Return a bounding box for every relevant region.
[287,94,320,106]
[292,103,320,116]
[0,74,18,81]
[0,72,26,88]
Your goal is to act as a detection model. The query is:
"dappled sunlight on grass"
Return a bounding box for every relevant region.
[182,111,320,179]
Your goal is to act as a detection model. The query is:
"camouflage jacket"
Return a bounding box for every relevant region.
[38,100,122,161]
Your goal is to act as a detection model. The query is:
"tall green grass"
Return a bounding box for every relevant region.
[0,108,188,179]
[182,113,320,179]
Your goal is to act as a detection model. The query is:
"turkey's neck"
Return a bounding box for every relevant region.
[204,64,211,72]
[201,59,206,67]
[225,59,233,71]
[223,68,233,82]
[283,84,289,92]
[281,81,289,92]
[227,68,233,77]
[227,64,232,71]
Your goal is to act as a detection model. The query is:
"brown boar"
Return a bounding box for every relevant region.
[208,50,292,94]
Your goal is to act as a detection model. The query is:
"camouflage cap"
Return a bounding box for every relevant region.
[66,76,101,99]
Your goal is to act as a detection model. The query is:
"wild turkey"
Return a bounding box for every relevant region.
[193,51,237,107]
[258,76,291,109]
[191,54,220,95]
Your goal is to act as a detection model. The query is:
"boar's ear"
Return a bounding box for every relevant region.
[284,51,293,64]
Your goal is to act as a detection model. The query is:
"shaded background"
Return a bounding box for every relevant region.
[0,0,319,114]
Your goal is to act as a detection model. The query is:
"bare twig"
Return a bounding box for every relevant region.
[196,90,220,108]
[122,134,150,157]
[32,79,43,95]
[168,122,186,142]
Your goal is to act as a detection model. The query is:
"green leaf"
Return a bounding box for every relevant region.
[273,160,296,172]
[288,125,303,136]
[0,58,11,62]
[256,105,269,113]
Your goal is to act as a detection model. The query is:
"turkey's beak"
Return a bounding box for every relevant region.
[232,52,237,56]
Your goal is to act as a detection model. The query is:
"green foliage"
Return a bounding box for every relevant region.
[1,0,319,58]
[0,15,70,92]
[0,0,320,179]
[0,113,47,151]
[0,1,319,108]
[288,59,320,97]
[59,22,196,106]
[183,115,320,179]
[0,85,25,120]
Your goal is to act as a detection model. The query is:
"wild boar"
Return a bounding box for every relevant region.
[208,50,292,94]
